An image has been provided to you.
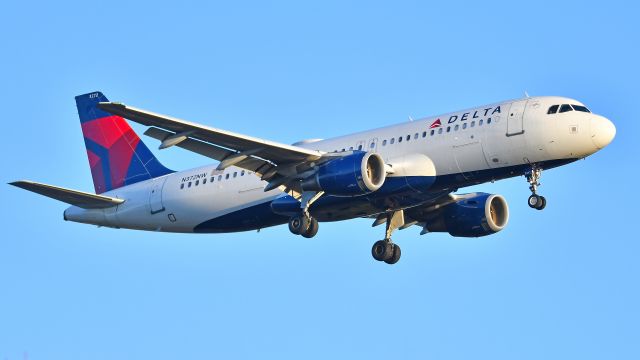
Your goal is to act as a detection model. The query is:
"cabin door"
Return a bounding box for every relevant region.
[506,100,527,136]
[149,177,167,214]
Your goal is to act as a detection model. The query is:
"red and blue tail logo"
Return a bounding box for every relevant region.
[75,91,173,194]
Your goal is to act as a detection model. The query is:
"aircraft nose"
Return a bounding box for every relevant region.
[591,116,616,149]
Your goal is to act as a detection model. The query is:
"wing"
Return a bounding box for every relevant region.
[9,180,124,209]
[98,102,324,182]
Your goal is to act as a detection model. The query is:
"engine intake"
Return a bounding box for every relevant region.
[427,193,509,237]
[301,152,386,196]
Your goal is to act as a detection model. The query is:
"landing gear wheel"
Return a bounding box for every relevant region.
[288,214,310,235]
[384,244,401,265]
[371,240,394,261]
[301,218,319,238]
[525,165,547,211]
[538,196,547,210]
[528,194,542,209]
[528,194,546,210]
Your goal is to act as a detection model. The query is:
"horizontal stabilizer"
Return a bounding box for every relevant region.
[9,180,124,209]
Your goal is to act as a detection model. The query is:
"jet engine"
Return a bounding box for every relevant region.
[425,193,509,237]
[301,152,386,196]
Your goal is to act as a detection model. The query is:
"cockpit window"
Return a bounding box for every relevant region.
[572,105,591,113]
[547,105,559,114]
[559,104,573,113]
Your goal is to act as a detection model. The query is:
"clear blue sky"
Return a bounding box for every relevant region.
[1,1,638,359]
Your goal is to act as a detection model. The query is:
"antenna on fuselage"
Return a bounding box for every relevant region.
[524,91,530,98]
[408,115,414,122]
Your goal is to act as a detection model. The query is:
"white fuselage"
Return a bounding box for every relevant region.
[64,96,614,233]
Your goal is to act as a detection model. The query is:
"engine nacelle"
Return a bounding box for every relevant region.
[301,152,386,196]
[427,193,509,237]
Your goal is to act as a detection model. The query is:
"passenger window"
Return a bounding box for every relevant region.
[195,180,199,186]
[398,136,403,143]
[241,170,245,176]
[390,138,395,144]
[349,146,354,150]
[479,119,483,126]
[446,126,451,132]
[572,105,591,113]
[358,145,363,150]
[438,128,443,134]
[559,104,573,113]
[203,178,207,184]
[422,131,427,138]
[218,175,222,181]
[548,105,559,114]
[430,129,435,136]
[414,133,418,139]
[487,118,492,124]
[180,183,184,189]
[188,182,192,188]
[471,121,475,127]
[225,173,230,179]
[233,172,237,178]
[454,124,459,131]
[406,135,411,141]
[382,139,387,146]
[370,142,375,148]
[463,123,467,129]
[210,177,214,182]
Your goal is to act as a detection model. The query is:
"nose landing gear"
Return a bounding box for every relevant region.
[525,165,546,210]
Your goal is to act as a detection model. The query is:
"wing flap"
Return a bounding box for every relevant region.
[144,127,275,175]
[10,181,124,209]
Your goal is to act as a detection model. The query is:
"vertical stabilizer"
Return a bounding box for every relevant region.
[75,91,173,194]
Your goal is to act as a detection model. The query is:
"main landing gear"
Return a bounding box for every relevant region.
[525,165,546,210]
[371,210,403,265]
[288,191,323,238]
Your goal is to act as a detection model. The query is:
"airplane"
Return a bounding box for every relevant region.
[10,91,615,264]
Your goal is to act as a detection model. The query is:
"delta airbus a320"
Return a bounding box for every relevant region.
[11,92,615,264]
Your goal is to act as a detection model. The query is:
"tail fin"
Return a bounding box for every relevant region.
[75,91,173,194]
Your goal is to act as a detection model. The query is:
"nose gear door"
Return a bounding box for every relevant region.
[506,100,527,136]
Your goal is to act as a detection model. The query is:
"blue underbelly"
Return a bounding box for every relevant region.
[193,158,578,233]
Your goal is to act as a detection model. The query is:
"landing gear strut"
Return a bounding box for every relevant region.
[525,165,546,210]
[371,210,403,265]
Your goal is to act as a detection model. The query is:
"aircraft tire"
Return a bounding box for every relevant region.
[301,218,319,238]
[537,196,547,210]
[528,194,542,209]
[384,244,401,265]
[288,214,309,235]
[371,240,393,261]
